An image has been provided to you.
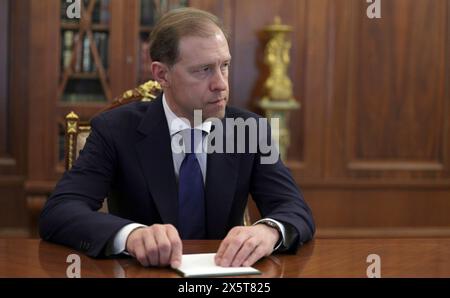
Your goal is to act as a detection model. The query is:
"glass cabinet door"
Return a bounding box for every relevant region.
[59,0,111,103]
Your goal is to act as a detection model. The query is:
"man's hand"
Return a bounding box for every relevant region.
[214,224,279,267]
[125,224,182,269]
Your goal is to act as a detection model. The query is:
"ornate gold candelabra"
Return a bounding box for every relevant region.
[258,16,300,161]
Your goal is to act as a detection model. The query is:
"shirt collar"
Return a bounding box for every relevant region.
[162,93,212,136]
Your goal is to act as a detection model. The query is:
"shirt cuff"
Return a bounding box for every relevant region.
[105,223,147,256]
[253,218,286,251]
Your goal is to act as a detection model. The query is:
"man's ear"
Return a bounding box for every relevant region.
[151,61,170,88]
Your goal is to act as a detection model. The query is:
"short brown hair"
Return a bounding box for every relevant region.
[149,7,228,66]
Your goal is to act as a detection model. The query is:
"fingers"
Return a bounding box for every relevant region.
[216,227,251,267]
[166,225,182,269]
[142,230,159,266]
[133,238,150,267]
[153,226,172,265]
[127,224,182,268]
[215,240,229,264]
[215,226,274,267]
[231,237,260,267]
[215,228,237,264]
[242,246,267,267]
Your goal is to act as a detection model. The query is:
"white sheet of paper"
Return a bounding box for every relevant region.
[175,253,261,278]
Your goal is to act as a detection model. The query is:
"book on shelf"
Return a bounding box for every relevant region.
[92,0,100,23]
[140,0,156,26]
[90,0,111,24]
[61,31,109,74]
[99,0,111,24]
[95,32,109,70]
[62,30,74,69]
[74,32,82,73]
[88,32,109,72]
[60,31,82,72]
[82,35,91,72]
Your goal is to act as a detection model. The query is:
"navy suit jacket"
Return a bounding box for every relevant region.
[39,95,315,257]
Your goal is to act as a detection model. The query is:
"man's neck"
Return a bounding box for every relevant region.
[162,93,212,135]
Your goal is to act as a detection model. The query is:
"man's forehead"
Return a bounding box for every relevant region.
[177,33,230,64]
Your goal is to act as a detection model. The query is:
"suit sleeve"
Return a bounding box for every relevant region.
[250,120,315,253]
[39,114,134,257]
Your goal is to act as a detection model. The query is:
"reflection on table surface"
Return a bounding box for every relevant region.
[1,238,450,277]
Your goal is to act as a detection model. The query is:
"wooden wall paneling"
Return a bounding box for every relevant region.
[21,1,60,236]
[328,0,450,181]
[123,0,140,93]
[110,0,140,98]
[307,0,450,237]
[6,0,26,177]
[286,0,307,169]
[1,0,28,234]
[349,0,448,176]
[0,179,26,230]
[25,0,59,182]
[0,0,24,176]
[0,0,8,161]
[323,0,351,181]
[306,187,450,237]
[287,0,330,180]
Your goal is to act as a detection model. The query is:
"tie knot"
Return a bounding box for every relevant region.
[183,128,204,154]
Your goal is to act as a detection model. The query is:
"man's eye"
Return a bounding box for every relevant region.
[221,63,230,71]
[198,66,210,73]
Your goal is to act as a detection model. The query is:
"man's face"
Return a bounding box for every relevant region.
[163,27,231,122]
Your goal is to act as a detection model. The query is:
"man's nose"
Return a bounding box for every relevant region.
[210,69,228,92]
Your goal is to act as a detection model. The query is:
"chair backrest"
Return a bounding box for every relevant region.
[64,80,252,225]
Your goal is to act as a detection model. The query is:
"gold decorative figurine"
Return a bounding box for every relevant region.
[259,16,300,161]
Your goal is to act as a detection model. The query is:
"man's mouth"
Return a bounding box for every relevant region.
[209,98,225,104]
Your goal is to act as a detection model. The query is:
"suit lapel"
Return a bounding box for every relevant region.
[135,96,179,227]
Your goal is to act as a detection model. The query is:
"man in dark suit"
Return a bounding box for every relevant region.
[39,7,314,269]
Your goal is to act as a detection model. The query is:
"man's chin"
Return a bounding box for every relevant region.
[204,109,225,121]
[203,104,226,120]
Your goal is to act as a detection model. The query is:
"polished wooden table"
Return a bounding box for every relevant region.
[1,238,450,277]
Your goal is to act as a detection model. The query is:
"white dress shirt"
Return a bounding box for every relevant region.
[106,95,285,255]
